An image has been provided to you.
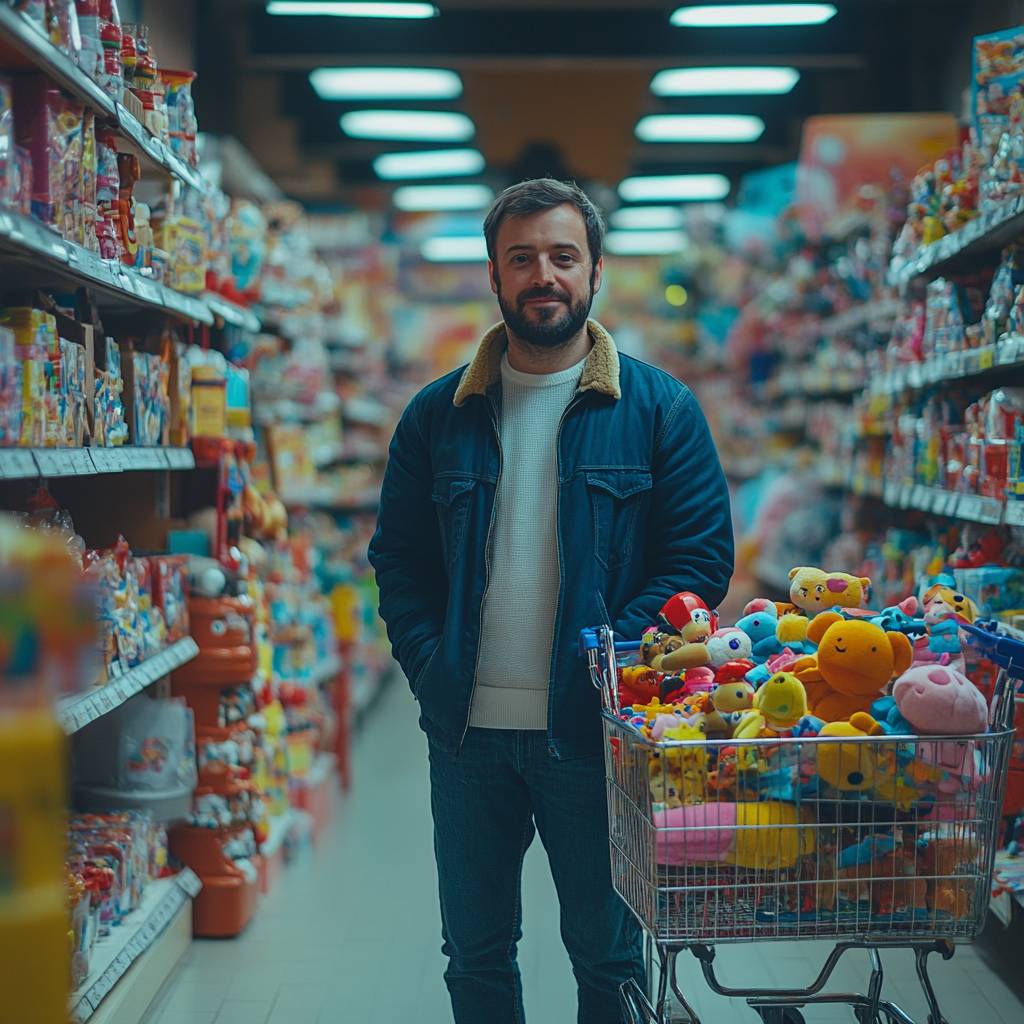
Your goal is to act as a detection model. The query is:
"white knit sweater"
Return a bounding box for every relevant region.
[469,351,586,730]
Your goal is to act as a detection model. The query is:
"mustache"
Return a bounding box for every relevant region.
[516,286,573,305]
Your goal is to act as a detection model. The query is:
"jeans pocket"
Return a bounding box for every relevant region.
[585,469,652,571]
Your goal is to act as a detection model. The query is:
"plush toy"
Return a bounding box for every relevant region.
[815,712,884,792]
[712,676,755,713]
[643,592,715,672]
[918,835,978,918]
[752,612,819,662]
[735,606,779,664]
[921,583,978,625]
[706,627,752,668]
[837,838,927,915]
[870,596,927,639]
[651,801,814,869]
[618,664,661,709]
[892,664,988,735]
[793,612,914,722]
[788,567,871,618]
[742,597,777,617]
[734,671,808,739]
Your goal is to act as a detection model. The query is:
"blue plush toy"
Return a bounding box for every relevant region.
[735,608,779,664]
[870,695,914,735]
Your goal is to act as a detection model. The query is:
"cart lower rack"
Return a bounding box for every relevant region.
[580,625,1017,1024]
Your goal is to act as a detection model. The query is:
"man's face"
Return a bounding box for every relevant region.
[489,203,603,348]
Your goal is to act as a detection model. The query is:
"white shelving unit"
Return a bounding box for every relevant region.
[69,869,202,1024]
[57,637,200,734]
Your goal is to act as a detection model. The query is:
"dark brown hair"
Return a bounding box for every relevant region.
[483,178,605,272]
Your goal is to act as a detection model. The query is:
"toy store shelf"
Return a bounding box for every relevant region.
[761,365,866,401]
[259,810,293,860]
[0,6,205,195]
[280,486,381,512]
[69,868,202,1024]
[881,478,1011,525]
[57,637,200,735]
[0,445,195,480]
[204,292,262,333]
[0,207,214,324]
[868,335,1024,396]
[889,195,1024,287]
[820,297,904,338]
[310,653,343,687]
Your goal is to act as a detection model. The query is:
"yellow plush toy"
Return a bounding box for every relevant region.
[788,567,871,618]
[793,611,913,722]
[815,712,884,792]
[733,672,807,739]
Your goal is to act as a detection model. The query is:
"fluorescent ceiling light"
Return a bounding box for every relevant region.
[670,4,837,27]
[310,67,462,100]
[267,2,438,17]
[420,236,489,261]
[374,149,485,179]
[393,184,494,211]
[650,66,799,96]
[605,230,689,256]
[636,114,765,142]
[341,110,475,141]
[618,174,731,202]
[609,206,685,230]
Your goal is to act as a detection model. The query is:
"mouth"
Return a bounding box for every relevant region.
[834,645,847,653]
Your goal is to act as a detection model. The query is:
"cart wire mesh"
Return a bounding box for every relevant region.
[585,627,1015,949]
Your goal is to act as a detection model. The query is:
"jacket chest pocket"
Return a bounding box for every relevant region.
[431,476,477,571]
[586,469,652,571]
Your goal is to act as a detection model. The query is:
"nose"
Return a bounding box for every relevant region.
[533,255,558,284]
[927,669,951,686]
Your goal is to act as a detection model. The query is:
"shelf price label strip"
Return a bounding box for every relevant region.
[57,638,200,734]
[73,869,202,1022]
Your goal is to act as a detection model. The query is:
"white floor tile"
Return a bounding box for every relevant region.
[146,678,1024,1024]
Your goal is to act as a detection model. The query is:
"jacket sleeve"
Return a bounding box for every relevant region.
[367,395,448,689]
[612,387,734,640]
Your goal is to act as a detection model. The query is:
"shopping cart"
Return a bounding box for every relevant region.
[580,624,1019,1024]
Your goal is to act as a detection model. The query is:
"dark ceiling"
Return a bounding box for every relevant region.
[191,0,1024,202]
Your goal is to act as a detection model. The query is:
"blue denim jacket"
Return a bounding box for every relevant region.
[368,319,734,757]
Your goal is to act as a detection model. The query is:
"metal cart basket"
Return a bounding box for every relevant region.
[580,623,1019,1024]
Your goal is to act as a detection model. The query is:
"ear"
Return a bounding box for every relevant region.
[488,259,499,295]
[887,631,914,676]
[859,577,871,590]
[789,567,803,581]
[806,610,843,645]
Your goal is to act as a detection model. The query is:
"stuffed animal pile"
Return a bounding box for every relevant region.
[611,568,994,926]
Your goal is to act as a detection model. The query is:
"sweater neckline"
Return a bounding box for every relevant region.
[500,350,587,389]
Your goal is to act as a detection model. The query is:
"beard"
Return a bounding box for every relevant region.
[498,283,594,349]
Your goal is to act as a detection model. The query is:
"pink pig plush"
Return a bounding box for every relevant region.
[892,664,988,735]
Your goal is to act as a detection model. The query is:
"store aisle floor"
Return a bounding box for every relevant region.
[147,678,1024,1024]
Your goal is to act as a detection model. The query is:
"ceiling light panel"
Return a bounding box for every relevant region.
[310,67,462,100]
[618,174,731,202]
[635,114,765,142]
[341,110,476,141]
[420,236,489,261]
[650,66,799,96]
[605,230,690,256]
[393,185,494,211]
[670,4,837,27]
[374,149,485,180]
[609,206,685,230]
[267,2,438,17]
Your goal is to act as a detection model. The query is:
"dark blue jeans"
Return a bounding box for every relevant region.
[428,727,645,1024]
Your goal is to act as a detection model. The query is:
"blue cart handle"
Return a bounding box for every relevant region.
[578,628,642,658]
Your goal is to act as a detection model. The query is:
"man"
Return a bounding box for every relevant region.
[369,178,733,1023]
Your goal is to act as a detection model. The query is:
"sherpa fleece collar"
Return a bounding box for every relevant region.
[453,318,621,407]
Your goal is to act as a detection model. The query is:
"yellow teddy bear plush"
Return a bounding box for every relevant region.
[788,567,871,618]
